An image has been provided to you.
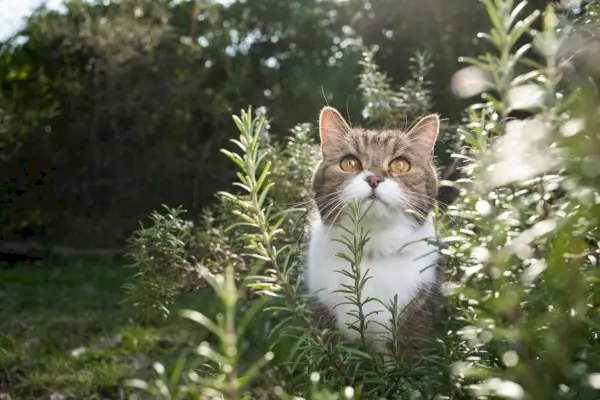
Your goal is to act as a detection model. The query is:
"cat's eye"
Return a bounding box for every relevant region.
[340,155,362,172]
[389,157,411,174]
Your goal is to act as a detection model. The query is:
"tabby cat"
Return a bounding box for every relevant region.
[306,106,442,359]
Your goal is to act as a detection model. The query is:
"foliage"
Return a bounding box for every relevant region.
[359,47,433,127]
[123,205,199,322]
[0,0,526,246]
[4,0,600,399]
[193,207,248,283]
[210,104,458,397]
[127,99,454,398]
[444,1,600,398]
[126,263,274,400]
[122,1,600,399]
[0,0,358,246]
[191,112,318,287]
[0,99,18,162]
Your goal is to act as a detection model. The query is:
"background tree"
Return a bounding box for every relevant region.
[0,0,546,248]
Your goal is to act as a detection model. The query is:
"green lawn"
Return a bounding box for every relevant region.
[0,260,214,399]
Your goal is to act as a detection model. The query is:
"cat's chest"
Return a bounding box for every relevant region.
[309,246,436,310]
[306,221,438,345]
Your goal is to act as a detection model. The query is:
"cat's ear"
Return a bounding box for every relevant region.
[319,106,351,152]
[407,114,439,159]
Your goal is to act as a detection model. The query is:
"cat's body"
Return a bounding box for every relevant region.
[305,107,442,358]
[307,213,440,354]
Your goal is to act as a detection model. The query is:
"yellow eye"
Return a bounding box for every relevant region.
[340,155,362,172]
[389,158,411,174]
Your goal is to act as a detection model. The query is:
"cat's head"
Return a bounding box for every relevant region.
[311,106,439,225]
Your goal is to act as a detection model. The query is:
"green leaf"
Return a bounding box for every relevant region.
[258,182,275,207]
[180,310,223,339]
[229,138,247,153]
[509,10,541,48]
[511,68,539,87]
[256,161,272,191]
[236,298,268,337]
[220,149,245,170]
[232,115,247,135]
[232,182,252,193]
[344,347,373,360]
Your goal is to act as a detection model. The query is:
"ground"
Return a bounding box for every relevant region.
[0,260,214,400]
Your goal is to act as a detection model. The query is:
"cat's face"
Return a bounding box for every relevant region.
[311,107,439,225]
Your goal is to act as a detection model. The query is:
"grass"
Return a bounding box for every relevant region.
[0,259,217,400]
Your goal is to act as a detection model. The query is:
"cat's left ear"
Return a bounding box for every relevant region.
[407,114,439,159]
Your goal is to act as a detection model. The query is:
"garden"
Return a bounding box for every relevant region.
[1,0,600,399]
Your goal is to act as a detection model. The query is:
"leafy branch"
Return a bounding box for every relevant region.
[219,107,353,385]
[333,201,377,352]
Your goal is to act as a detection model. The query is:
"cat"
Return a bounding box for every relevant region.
[305,106,443,360]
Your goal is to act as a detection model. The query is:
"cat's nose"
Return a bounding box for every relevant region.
[366,175,383,188]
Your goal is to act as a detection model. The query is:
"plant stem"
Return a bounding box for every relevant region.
[225,265,239,400]
[244,135,354,385]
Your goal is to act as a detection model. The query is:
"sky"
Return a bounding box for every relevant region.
[0,0,64,39]
[0,0,235,40]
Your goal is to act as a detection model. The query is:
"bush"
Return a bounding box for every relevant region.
[124,1,600,398]
[123,205,199,322]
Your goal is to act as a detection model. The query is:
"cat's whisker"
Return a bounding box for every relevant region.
[317,192,345,208]
[401,191,445,209]
[319,201,345,219]
[283,189,346,209]
[313,188,347,198]
[321,201,345,223]
[318,196,341,216]
[396,199,430,220]
[402,188,445,202]
[397,201,449,236]
[402,199,431,215]
[282,199,312,210]
[325,204,348,237]
[287,209,312,236]
[400,196,437,209]
[406,191,443,204]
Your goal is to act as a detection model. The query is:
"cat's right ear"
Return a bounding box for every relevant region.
[319,106,351,152]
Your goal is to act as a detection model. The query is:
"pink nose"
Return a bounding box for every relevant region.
[366,175,383,188]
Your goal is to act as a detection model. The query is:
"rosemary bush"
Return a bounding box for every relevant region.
[125,1,600,398]
[123,205,198,322]
[446,1,600,398]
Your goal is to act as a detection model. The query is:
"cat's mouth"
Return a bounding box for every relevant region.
[365,192,390,208]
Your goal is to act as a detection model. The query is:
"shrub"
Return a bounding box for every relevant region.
[443,1,600,398]
[123,205,199,322]
[125,1,600,398]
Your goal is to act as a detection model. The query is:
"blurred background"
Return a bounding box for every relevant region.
[0,0,549,251]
